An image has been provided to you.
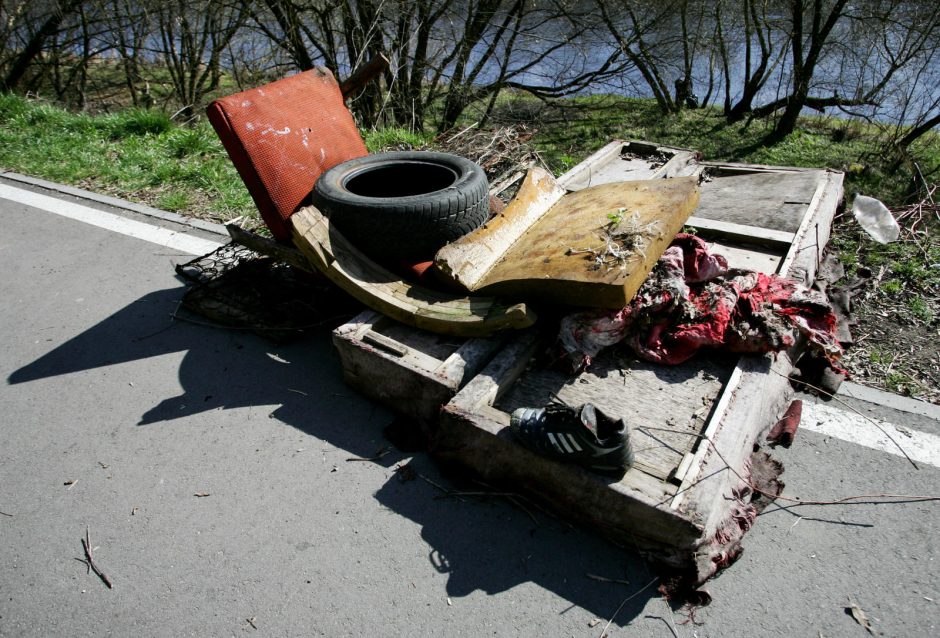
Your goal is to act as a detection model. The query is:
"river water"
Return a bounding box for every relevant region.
[450,0,940,124]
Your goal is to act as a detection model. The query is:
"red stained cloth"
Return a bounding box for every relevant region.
[560,234,842,368]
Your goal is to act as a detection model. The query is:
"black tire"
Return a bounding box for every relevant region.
[312,151,489,262]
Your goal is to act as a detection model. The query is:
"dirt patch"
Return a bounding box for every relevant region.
[842,303,939,403]
[831,194,940,404]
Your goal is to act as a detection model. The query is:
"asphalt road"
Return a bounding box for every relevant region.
[1,175,938,637]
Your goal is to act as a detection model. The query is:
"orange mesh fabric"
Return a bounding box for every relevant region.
[207,68,368,240]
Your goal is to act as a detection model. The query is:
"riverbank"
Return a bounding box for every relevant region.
[1,91,937,402]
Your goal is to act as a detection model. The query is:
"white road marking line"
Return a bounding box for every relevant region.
[801,401,940,469]
[0,183,223,256]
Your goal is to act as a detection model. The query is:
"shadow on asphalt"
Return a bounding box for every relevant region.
[8,282,658,626]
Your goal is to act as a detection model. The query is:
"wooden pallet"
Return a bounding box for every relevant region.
[330,142,845,581]
[330,141,699,428]
[332,310,507,432]
[435,160,844,581]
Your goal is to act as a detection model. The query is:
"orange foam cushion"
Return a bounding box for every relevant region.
[207,68,368,241]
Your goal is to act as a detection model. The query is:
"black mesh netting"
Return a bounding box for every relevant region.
[175,242,362,343]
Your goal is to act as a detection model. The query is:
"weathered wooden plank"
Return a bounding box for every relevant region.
[290,205,536,336]
[226,224,314,272]
[433,168,567,290]
[435,337,508,389]
[496,350,732,482]
[451,331,542,411]
[436,338,705,569]
[708,241,787,273]
[332,310,506,430]
[669,168,845,581]
[557,141,698,190]
[779,169,844,287]
[693,171,825,232]
[374,315,463,363]
[681,351,795,581]
[437,177,701,308]
[686,216,796,246]
[554,140,623,190]
[339,53,389,99]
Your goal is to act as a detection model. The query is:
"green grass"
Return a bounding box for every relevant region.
[0,93,253,223]
[362,127,432,152]
[908,296,935,324]
[2,91,938,226]
[483,93,940,206]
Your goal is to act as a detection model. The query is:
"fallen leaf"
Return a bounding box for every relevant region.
[588,618,602,627]
[846,598,874,634]
[64,480,77,488]
[194,493,211,498]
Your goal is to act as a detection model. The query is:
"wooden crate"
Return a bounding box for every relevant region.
[330,141,699,428]
[332,311,507,431]
[435,161,844,582]
[330,142,845,581]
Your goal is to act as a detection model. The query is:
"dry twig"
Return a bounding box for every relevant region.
[80,526,113,589]
[345,446,392,462]
[587,573,631,586]
[599,577,660,637]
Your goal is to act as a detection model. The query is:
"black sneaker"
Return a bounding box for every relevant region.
[509,403,634,477]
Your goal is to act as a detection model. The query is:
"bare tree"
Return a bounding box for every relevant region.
[1,0,86,92]
[753,0,940,141]
[596,0,716,115]
[243,0,393,127]
[722,0,786,121]
[431,0,629,131]
[155,0,248,120]
[96,0,154,108]
[239,0,628,132]
[45,1,121,108]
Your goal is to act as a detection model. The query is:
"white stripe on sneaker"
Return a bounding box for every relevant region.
[547,432,566,454]
[565,433,583,452]
[548,432,574,454]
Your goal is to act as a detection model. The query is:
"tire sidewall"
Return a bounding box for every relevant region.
[314,151,484,209]
[312,151,489,261]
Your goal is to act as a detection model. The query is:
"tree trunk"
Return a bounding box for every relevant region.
[898,111,940,151]
[768,0,850,141]
[262,0,315,71]
[1,0,84,92]
[726,0,773,122]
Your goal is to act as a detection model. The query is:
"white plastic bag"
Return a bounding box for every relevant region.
[852,194,900,244]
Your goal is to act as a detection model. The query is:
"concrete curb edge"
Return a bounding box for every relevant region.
[838,380,940,421]
[0,171,230,237]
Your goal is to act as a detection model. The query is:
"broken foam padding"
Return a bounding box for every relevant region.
[766,399,802,448]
